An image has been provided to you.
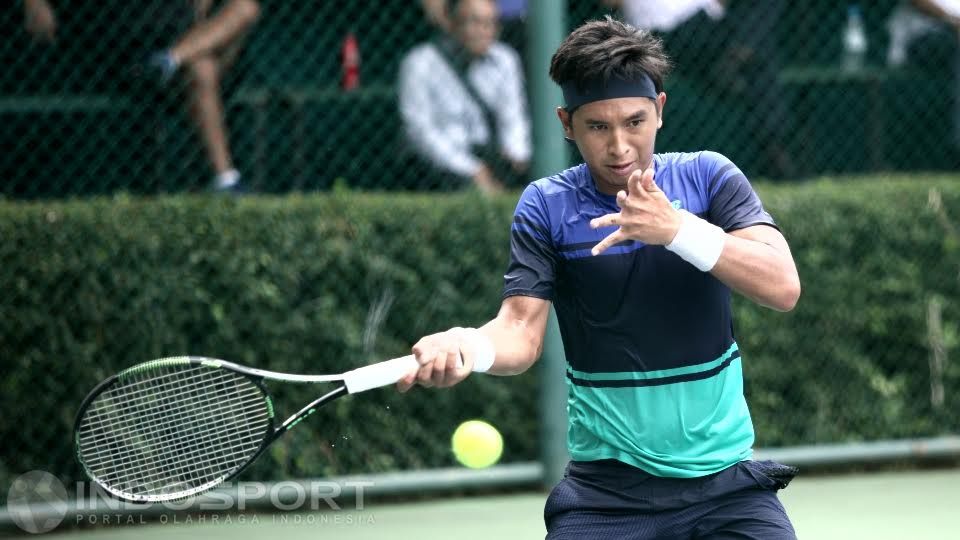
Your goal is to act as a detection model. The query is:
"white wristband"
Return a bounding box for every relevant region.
[452,327,496,373]
[664,210,726,272]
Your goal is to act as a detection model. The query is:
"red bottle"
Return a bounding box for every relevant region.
[341,32,360,91]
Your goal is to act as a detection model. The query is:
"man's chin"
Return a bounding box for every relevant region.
[595,175,627,195]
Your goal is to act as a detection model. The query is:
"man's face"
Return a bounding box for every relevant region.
[453,0,498,57]
[558,94,667,195]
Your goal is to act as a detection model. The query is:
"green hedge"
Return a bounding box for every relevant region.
[1,177,958,497]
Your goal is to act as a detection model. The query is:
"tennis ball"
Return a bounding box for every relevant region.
[451,420,503,469]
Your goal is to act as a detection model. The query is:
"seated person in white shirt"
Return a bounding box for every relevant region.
[399,0,531,193]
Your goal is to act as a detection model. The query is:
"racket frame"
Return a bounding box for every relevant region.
[74,357,363,503]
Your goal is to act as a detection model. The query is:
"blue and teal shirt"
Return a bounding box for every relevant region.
[504,151,777,478]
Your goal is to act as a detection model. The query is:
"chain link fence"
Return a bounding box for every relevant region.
[2,1,958,197]
[2,0,959,508]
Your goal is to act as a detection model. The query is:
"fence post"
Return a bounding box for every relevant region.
[528,0,568,489]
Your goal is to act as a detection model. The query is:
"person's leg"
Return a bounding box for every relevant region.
[667,460,798,540]
[544,459,797,540]
[185,54,238,188]
[690,488,796,540]
[543,475,659,540]
[177,2,257,190]
[169,0,260,65]
[543,460,695,540]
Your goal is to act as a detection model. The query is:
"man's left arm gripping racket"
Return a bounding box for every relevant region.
[73,355,426,503]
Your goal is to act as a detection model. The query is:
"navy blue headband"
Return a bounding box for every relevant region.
[561,72,658,112]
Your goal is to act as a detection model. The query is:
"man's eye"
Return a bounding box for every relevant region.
[629,119,643,127]
[589,124,606,131]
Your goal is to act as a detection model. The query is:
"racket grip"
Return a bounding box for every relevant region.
[343,355,420,394]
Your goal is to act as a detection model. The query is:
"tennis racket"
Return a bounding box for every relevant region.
[74,354,422,503]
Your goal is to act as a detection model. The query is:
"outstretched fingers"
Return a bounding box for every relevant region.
[640,168,658,192]
[591,228,626,256]
[590,212,621,229]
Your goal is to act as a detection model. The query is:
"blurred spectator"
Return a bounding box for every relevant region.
[605,0,796,179]
[22,0,57,44]
[888,1,960,67]
[421,0,527,58]
[146,0,261,193]
[400,0,531,193]
[887,0,960,147]
[421,0,454,32]
[18,0,259,193]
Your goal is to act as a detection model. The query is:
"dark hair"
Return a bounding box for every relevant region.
[549,17,672,94]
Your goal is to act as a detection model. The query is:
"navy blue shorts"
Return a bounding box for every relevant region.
[544,459,797,539]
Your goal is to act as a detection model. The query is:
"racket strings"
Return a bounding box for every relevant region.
[82,367,268,496]
[76,364,271,500]
[78,404,269,482]
[80,368,241,493]
[79,383,266,452]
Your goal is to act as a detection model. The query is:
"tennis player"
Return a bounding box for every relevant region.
[399,16,801,539]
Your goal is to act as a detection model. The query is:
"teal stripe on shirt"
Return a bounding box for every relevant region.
[567,342,739,382]
[566,344,754,478]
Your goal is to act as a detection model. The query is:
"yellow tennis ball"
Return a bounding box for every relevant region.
[451,420,503,469]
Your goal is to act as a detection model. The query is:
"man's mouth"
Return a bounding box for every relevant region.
[607,162,635,176]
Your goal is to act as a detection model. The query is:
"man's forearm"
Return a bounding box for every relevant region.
[711,233,801,312]
[478,316,542,376]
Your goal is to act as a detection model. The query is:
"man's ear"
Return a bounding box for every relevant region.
[656,92,667,129]
[557,107,574,140]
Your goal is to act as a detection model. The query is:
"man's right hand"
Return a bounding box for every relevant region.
[24,0,57,44]
[397,329,477,392]
[472,164,504,194]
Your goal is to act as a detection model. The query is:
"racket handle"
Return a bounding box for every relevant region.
[343,355,420,394]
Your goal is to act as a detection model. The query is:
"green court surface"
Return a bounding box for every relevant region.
[42,469,960,539]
